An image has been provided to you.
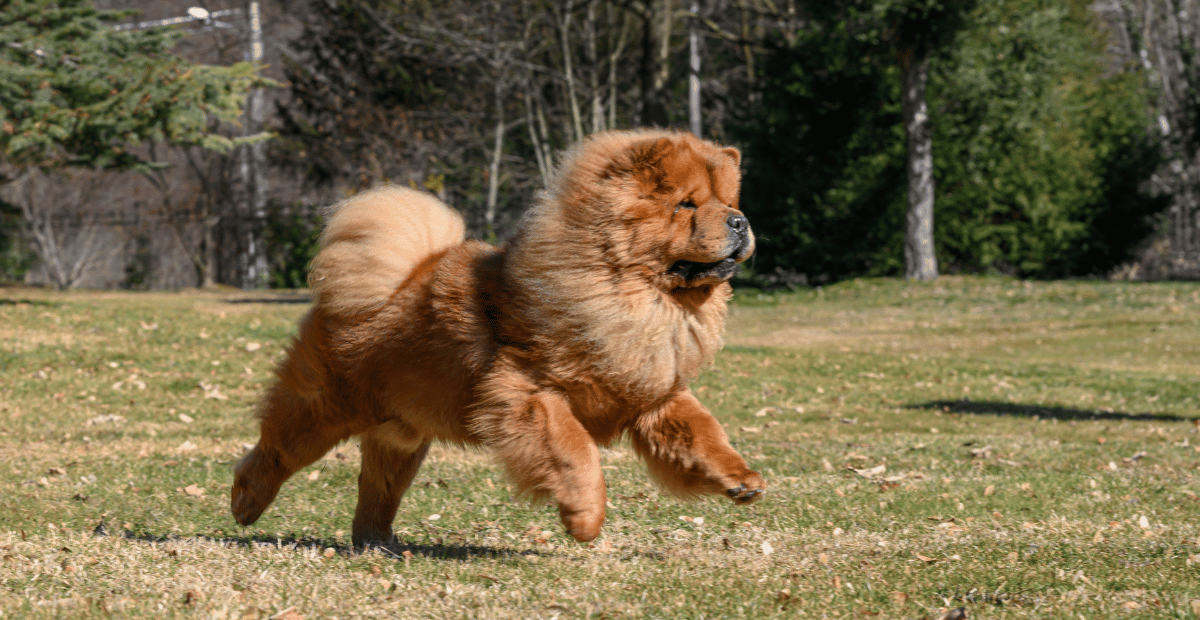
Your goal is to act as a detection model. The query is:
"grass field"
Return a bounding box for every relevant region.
[1,276,1198,619]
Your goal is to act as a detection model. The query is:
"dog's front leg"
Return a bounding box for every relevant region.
[482,389,607,543]
[631,390,765,504]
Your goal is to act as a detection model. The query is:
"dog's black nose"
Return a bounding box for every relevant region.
[727,213,749,233]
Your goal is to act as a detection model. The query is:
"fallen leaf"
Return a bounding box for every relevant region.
[322,548,335,559]
[761,541,774,555]
[307,470,320,481]
[754,407,778,417]
[86,414,126,426]
[198,382,227,400]
[182,484,205,497]
[178,440,197,452]
[852,465,887,479]
[915,553,936,563]
[271,608,303,620]
[246,342,262,352]
[984,485,995,496]
[1093,530,1104,543]
[178,413,194,424]
[739,426,761,433]
[969,445,993,458]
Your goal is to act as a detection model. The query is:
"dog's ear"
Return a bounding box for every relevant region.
[720,147,741,168]
[629,137,675,167]
[627,137,678,194]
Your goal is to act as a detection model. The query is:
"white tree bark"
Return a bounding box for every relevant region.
[688,0,701,136]
[486,76,506,236]
[559,0,585,142]
[241,0,268,290]
[901,48,938,281]
[15,172,117,289]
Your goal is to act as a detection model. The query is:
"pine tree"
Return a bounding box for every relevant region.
[0,0,265,180]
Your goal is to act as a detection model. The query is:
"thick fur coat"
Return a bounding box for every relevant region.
[231,130,765,545]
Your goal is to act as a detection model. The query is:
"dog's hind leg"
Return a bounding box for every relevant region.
[231,382,362,527]
[630,389,765,504]
[351,423,430,548]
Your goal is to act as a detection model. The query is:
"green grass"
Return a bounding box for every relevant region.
[1,277,1198,618]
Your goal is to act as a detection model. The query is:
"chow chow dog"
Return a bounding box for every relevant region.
[231,129,765,546]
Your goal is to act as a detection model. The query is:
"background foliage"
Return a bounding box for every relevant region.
[736,0,1168,283]
[0,0,1191,287]
[0,0,262,175]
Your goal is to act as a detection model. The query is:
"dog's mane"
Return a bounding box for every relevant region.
[506,130,729,398]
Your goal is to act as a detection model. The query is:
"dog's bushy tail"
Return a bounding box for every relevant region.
[308,185,465,318]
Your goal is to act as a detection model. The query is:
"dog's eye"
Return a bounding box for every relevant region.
[676,200,696,211]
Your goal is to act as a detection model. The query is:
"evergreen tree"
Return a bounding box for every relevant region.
[736,0,1166,282]
[931,0,1167,277]
[0,0,265,180]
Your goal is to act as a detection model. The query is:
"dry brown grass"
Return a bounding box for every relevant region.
[2,277,1199,619]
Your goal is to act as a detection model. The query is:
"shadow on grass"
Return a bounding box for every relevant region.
[0,298,58,306]
[909,399,1197,423]
[224,295,312,305]
[93,523,528,561]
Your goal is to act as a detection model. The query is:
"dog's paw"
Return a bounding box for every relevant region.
[230,478,273,526]
[230,446,288,526]
[724,471,766,505]
[351,527,395,550]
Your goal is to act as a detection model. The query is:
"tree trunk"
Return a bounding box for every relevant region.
[486,77,505,237]
[202,215,218,287]
[523,78,551,186]
[687,0,701,136]
[241,0,269,290]
[900,46,938,281]
[606,5,629,130]
[559,0,585,142]
[739,0,754,85]
[637,0,672,127]
[585,0,604,134]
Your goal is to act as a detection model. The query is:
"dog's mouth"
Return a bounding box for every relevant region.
[668,257,739,284]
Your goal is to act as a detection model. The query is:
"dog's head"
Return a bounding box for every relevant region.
[625,135,753,289]
[561,132,752,291]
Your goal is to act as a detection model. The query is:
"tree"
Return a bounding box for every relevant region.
[732,21,907,284]
[0,0,269,288]
[931,0,1167,277]
[735,0,1164,283]
[880,0,976,281]
[0,0,264,178]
